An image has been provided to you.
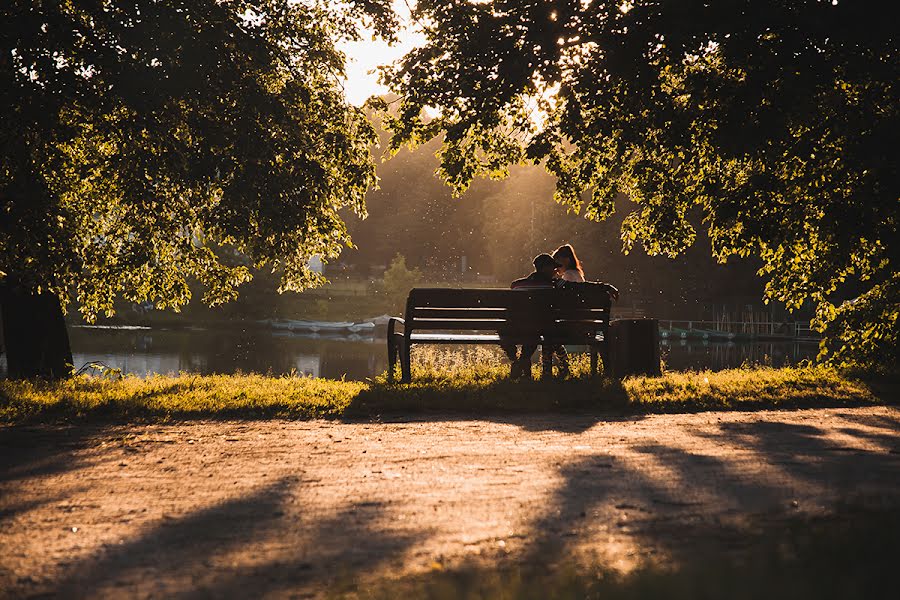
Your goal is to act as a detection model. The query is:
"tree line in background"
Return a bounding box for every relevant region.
[1,0,896,378]
[343,110,770,321]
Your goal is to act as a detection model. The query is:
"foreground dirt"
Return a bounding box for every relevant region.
[1,406,899,599]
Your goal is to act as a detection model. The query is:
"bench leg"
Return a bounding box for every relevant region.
[387,336,395,381]
[600,344,610,377]
[541,345,553,380]
[387,333,402,381]
[590,347,598,377]
[401,343,412,384]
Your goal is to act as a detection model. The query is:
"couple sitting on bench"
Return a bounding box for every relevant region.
[386,243,618,383]
[500,244,619,380]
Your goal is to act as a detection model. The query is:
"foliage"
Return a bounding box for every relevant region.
[350,117,763,305]
[815,272,900,372]
[382,253,422,306]
[0,0,394,319]
[0,352,884,424]
[382,1,899,366]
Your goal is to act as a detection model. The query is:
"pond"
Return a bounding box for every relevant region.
[0,325,820,381]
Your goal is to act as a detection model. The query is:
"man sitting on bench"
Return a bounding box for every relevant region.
[501,253,566,379]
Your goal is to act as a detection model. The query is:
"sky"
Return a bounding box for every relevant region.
[339,4,424,106]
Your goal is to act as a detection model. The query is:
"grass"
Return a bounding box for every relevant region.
[0,373,366,423]
[0,348,890,424]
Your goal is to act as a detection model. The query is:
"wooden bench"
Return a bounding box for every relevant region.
[387,286,612,382]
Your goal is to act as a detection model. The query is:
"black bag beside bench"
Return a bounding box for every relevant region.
[387,286,612,382]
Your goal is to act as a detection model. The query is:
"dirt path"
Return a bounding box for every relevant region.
[2,406,899,598]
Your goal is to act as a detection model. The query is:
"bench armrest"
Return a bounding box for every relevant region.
[387,317,405,337]
[575,280,618,303]
[599,282,619,302]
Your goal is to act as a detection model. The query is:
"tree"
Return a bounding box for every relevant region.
[382,253,422,311]
[382,0,899,369]
[0,0,394,378]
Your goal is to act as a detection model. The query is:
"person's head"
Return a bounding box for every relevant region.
[532,253,562,277]
[553,244,583,276]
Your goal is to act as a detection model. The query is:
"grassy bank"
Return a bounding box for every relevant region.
[0,350,888,424]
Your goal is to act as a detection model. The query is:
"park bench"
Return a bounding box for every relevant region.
[387,286,612,382]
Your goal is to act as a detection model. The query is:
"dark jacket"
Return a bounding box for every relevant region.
[510,271,566,290]
[511,273,618,301]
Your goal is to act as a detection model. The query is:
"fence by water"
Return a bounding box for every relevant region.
[659,319,821,342]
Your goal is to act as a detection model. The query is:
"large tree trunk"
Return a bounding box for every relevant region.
[1,284,73,380]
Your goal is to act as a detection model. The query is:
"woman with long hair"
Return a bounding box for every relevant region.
[544,244,585,377]
[552,244,585,283]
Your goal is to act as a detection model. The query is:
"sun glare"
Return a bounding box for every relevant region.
[339,2,425,106]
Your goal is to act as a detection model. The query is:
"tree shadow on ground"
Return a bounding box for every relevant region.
[0,424,104,523]
[361,413,900,599]
[831,410,900,443]
[4,409,900,598]
[360,508,900,600]
[44,476,421,599]
[0,425,103,484]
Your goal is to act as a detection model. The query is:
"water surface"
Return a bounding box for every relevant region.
[0,325,819,380]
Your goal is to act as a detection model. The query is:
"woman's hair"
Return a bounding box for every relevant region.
[552,244,583,277]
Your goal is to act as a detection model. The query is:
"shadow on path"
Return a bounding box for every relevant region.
[376,412,900,599]
[47,476,421,598]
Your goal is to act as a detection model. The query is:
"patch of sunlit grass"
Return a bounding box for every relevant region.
[0,373,366,423]
[351,346,621,413]
[0,349,887,424]
[622,364,879,410]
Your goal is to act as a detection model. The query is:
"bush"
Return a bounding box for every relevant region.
[382,254,422,311]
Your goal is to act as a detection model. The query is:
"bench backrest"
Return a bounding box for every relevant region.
[404,287,611,338]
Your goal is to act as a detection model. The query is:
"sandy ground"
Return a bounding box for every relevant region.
[1,406,899,598]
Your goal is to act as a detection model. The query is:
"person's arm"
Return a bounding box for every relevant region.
[577,280,620,301]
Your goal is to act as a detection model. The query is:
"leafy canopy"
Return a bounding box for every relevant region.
[382,0,899,367]
[1,0,393,319]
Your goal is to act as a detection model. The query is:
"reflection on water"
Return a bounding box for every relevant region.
[0,326,820,381]
[1,327,387,381]
[660,338,819,372]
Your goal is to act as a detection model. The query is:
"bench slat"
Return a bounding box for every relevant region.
[410,308,512,320]
[407,287,611,307]
[410,303,609,319]
[547,310,609,319]
[409,320,521,331]
[410,333,502,343]
[408,322,605,334]
[408,333,605,344]
[407,289,519,308]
